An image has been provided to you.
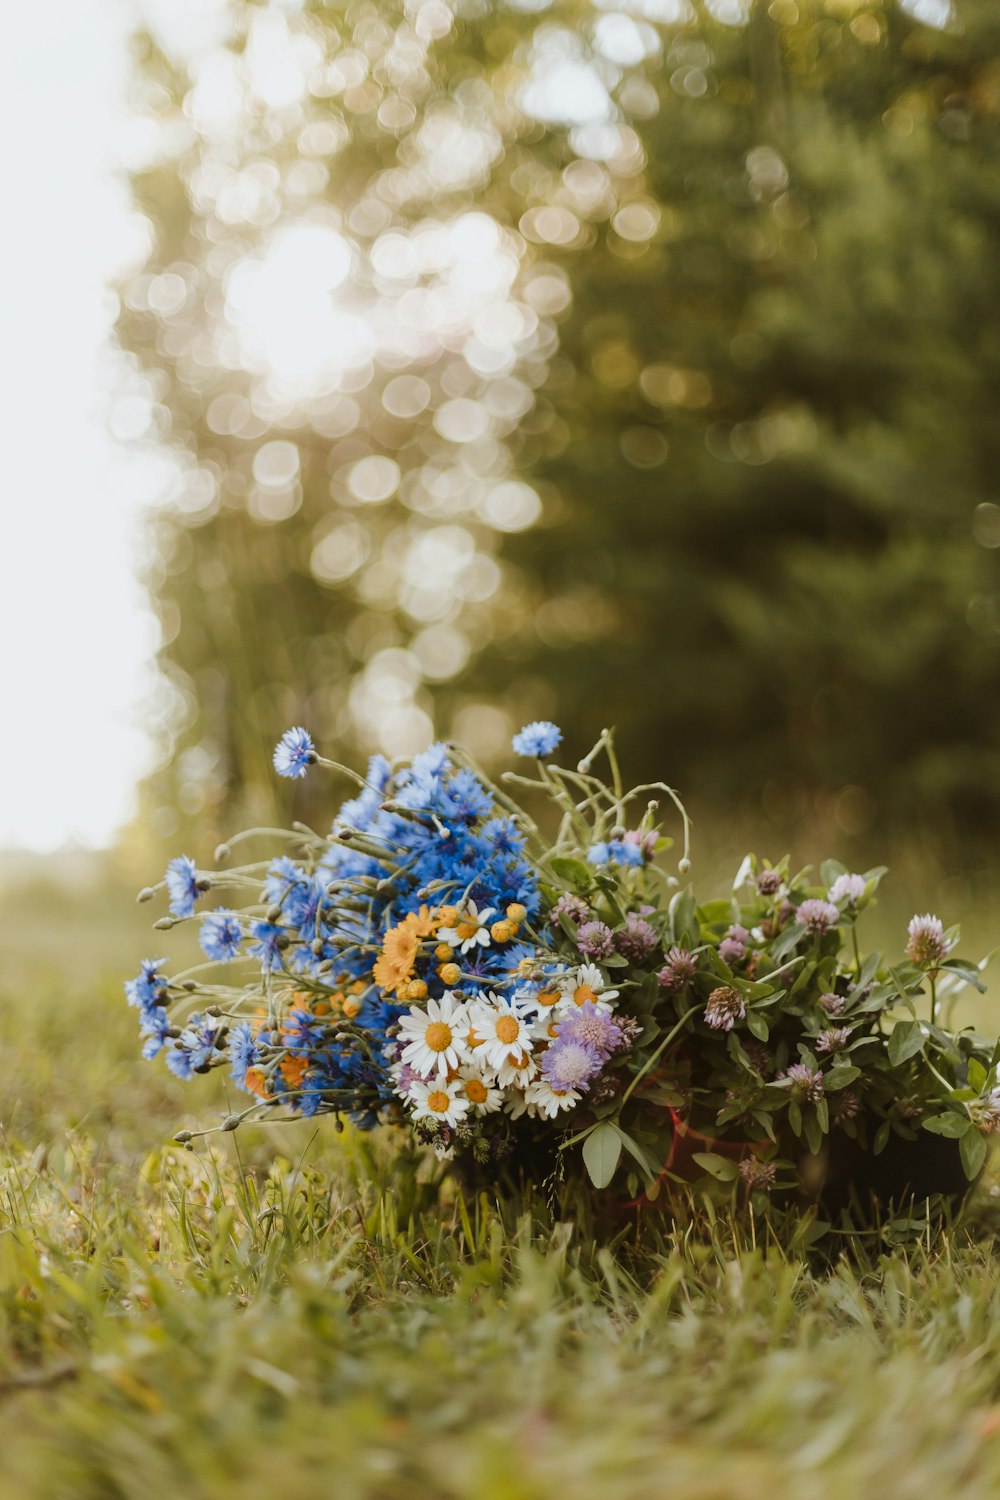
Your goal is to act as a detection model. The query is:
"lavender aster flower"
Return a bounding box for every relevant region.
[512,721,562,758]
[558,1001,624,1061]
[781,1063,824,1103]
[200,909,243,962]
[541,1037,602,1093]
[273,726,316,779]
[704,985,746,1032]
[797,898,840,934]
[906,913,952,967]
[165,855,204,918]
[616,913,657,963]
[829,872,866,906]
[577,920,615,960]
[658,946,697,992]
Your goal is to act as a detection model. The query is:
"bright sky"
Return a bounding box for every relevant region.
[0,2,170,852]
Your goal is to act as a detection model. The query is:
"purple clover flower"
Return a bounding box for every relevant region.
[906,913,952,967]
[616,913,658,963]
[704,986,746,1032]
[577,920,615,960]
[797,899,840,934]
[658,946,697,992]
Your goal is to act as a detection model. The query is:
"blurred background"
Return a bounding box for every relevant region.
[2,0,1000,1108]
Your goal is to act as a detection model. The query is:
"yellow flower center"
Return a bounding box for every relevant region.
[511,1051,531,1071]
[464,1078,488,1105]
[495,1015,520,1045]
[342,996,362,1020]
[467,1026,482,1048]
[574,984,598,1007]
[427,1090,451,1113]
[456,920,479,941]
[537,989,561,1009]
[425,1021,453,1053]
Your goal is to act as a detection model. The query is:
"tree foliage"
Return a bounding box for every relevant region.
[116,0,1000,849]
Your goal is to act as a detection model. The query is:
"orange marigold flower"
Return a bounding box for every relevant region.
[280,1055,308,1088]
[402,904,440,939]
[244,1067,271,1099]
[373,922,420,994]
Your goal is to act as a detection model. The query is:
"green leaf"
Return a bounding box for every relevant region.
[691,1151,739,1182]
[941,960,987,995]
[582,1121,623,1189]
[822,1064,861,1091]
[960,1127,988,1181]
[549,856,592,890]
[616,1126,660,1184]
[922,1113,971,1138]
[873,1120,891,1155]
[967,1058,988,1092]
[745,1010,769,1042]
[887,1018,925,1066]
[668,887,697,946]
[820,858,846,887]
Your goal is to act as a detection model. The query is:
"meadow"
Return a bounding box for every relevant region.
[0,854,999,1498]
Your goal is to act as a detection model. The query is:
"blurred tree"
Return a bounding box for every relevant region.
[116,0,1000,852]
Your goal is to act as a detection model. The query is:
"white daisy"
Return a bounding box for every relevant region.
[505,1088,537,1120]
[517,972,570,1018]
[525,1078,581,1119]
[558,963,620,1013]
[438,901,496,955]
[409,1077,470,1128]
[468,991,535,1071]
[457,1065,503,1115]
[496,1048,540,1089]
[397,991,470,1079]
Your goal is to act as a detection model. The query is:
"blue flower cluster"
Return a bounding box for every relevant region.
[125,737,542,1125]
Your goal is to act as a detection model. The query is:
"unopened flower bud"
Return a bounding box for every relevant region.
[153,916,176,930]
[136,887,156,904]
[214,843,231,864]
[221,1116,241,1132]
[173,1129,193,1144]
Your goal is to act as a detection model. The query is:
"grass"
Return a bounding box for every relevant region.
[3,857,1000,1497]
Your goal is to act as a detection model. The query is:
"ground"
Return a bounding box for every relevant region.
[2,860,1000,1499]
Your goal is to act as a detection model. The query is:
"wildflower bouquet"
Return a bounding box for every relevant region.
[127,724,999,1215]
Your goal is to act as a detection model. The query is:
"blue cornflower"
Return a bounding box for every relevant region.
[263,855,307,907]
[588,841,612,867]
[512,721,562,758]
[228,1022,261,1083]
[273,726,316,779]
[444,769,494,822]
[200,909,243,962]
[140,1008,172,1060]
[481,816,522,856]
[125,958,168,1017]
[165,1014,222,1079]
[165,854,202,918]
[248,920,286,971]
[614,840,644,868]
